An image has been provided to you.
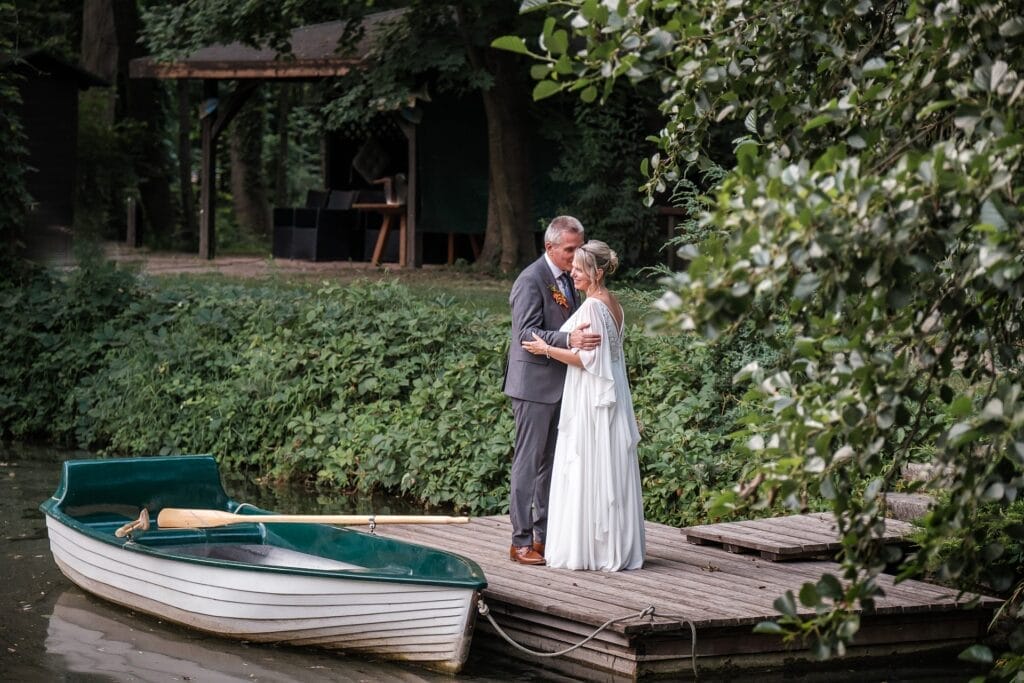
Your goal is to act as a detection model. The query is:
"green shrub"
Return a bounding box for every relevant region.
[1,264,779,522]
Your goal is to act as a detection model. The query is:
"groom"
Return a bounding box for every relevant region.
[503,215,601,566]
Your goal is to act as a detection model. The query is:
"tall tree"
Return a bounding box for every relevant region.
[272,83,292,208]
[228,98,270,238]
[515,0,1024,670]
[81,0,175,243]
[0,5,33,274]
[453,3,535,269]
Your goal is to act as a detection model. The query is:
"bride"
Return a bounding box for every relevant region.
[522,240,645,571]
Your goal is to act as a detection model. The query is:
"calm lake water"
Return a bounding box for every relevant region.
[0,444,547,683]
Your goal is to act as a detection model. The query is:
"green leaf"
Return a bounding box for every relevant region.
[491,36,529,55]
[520,0,550,11]
[803,114,834,132]
[549,29,569,55]
[580,86,598,103]
[744,109,758,133]
[774,591,798,617]
[735,139,759,173]
[820,476,836,500]
[799,582,821,607]
[530,64,551,80]
[973,61,1009,92]
[822,336,850,352]
[542,16,556,47]
[958,644,993,664]
[817,573,843,600]
[949,395,973,418]
[999,17,1024,36]
[916,100,954,120]
[979,198,1008,231]
[532,80,563,101]
[793,273,820,300]
[753,620,786,635]
[862,57,889,75]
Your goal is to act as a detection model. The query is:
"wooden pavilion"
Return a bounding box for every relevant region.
[129,9,441,265]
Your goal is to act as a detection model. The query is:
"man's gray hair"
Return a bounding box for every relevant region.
[544,216,584,245]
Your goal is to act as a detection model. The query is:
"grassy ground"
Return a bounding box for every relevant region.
[102,243,662,324]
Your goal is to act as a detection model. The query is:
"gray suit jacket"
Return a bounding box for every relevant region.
[503,255,577,404]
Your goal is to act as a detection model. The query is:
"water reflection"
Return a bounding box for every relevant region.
[4,445,538,682]
[47,589,443,682]
[219,469,424,517]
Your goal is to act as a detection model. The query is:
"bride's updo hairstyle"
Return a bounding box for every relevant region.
[574,240,619,284]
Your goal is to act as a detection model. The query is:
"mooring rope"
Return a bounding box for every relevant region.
[476,599,699,678]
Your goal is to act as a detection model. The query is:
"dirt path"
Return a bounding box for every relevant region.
[102,243,510,292]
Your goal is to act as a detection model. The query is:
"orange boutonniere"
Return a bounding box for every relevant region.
[549,284,568,309]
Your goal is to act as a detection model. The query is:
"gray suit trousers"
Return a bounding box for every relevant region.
[509,397,560,547]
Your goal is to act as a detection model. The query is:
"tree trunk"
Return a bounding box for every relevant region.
[273,84,291,207]
[456,6,535,272]
[477,68,533,271]
[81,0,176,244]
[177,80,197,245]
[229,101,270,237]
[80,1,118,118]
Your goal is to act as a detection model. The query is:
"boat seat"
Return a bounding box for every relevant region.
[53,455,232,513]
[138,525,267,547]
[76,516,266,547]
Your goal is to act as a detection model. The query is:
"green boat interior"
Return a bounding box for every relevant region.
[41,455,487,588]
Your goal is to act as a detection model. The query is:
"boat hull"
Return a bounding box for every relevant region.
[46,517,477,671]
[40,455,485,674]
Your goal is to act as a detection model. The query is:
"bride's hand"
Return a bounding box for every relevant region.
[522,333,548,356]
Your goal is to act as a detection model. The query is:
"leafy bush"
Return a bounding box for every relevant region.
[1,263,770,522]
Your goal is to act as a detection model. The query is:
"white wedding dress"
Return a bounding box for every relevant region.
[545,298,645,571]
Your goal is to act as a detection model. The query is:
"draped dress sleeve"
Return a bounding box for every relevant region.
[559,298,616,409]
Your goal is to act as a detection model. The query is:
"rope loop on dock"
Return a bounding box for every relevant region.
[476,599,699,678]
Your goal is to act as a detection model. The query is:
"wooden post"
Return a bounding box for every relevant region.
[397,117,419,267]
[125,197,140,247]
[657,206,687,270]
[196,80,258,260]
[198,80,218,260]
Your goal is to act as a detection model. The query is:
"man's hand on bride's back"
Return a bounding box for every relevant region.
[570,322,601,351]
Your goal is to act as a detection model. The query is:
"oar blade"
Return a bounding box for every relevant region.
[157,507,240,529]
[156,508,472,529]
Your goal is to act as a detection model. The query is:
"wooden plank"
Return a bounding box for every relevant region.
[647,539,993,615]
[374,514,999,680]
[682,513,917,560]
[684,519,835,557]
[394,521,791,625]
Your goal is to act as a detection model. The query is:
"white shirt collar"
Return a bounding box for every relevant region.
[544,253,565,280]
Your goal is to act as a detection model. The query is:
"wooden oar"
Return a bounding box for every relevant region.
[114,509,150,538]
[157,507,469,530]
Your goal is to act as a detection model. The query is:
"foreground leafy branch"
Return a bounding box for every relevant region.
[503,0,1024,668]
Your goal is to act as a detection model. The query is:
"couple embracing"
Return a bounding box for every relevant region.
[502,216,645,572]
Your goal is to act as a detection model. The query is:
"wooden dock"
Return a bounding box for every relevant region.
[376,514,1000,681]
[682,512,917,561]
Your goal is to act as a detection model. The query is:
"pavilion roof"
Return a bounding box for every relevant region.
[129,9,404,80]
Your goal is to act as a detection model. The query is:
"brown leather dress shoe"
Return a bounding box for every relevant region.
[532,541,545,558]
[509,544,546,566]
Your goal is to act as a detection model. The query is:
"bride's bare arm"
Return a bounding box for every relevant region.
[522,333,584,368]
